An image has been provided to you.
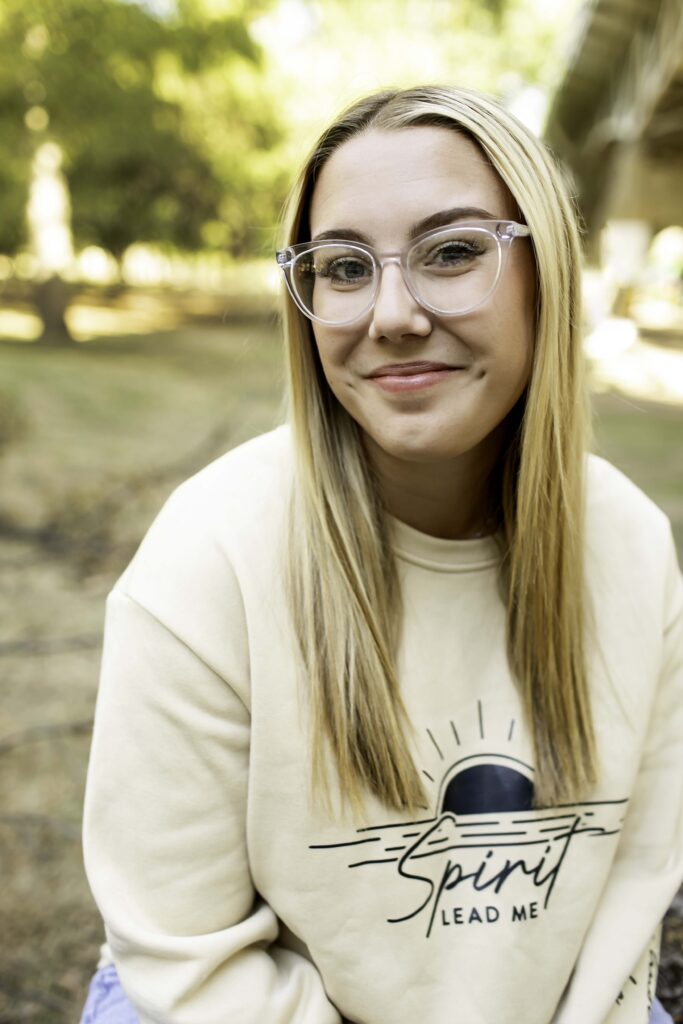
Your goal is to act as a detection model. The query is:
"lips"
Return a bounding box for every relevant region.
[366,361,467,394]
[368,361,462,378]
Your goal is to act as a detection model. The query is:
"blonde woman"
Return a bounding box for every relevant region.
[80,87,682,1024]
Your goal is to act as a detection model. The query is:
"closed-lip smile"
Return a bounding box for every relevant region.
[366,361,467,394]
[368,361,462,377]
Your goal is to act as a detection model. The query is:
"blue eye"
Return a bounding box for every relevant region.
[425,241,483,266]
[318,255,374,286]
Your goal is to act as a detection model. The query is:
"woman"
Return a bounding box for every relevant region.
[81,86,682,1024]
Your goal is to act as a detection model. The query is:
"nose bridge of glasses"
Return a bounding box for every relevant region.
[375,252,404,282]
[373,252,417,302]
[376,252,402,266]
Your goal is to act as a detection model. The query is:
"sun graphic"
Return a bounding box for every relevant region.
[419,700,535,816]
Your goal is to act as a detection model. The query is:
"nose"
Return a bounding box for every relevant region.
[367,261,432,342]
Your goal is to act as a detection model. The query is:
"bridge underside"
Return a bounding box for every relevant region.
[545,0,683,253]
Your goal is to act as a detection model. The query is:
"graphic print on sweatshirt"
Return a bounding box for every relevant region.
[311,700,628,938]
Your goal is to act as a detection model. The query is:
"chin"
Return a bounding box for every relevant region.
[367,431,482,465]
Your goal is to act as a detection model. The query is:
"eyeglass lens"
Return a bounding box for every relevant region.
[290,226,502,323]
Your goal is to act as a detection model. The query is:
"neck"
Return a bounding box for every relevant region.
[364,429,505,541]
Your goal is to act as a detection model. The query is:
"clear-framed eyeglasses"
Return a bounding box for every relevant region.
[276,219,531,327]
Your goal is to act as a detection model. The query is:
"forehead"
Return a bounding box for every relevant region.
[309,126,515,242]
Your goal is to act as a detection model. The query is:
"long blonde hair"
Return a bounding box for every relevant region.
[282,86,596,813]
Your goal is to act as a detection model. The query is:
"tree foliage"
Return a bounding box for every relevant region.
[0,0,284,259]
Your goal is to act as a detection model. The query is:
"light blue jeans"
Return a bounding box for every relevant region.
[80,963,676,1023]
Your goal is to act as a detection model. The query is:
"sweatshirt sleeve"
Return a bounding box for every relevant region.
[553,527,683,1024]
[82,580,342,1024]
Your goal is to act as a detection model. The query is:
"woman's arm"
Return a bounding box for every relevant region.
[553,526,683,1023]
[83,545,342,1023]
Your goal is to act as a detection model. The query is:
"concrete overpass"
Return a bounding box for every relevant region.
[544,0,683,260]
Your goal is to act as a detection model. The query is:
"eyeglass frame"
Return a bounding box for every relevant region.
[275,219,531,327]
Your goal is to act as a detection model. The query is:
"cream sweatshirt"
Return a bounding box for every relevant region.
[83,426,683,1024]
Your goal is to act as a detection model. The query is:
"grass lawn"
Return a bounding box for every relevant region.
[592,389,683,563]
[0,320,285,536]
[0,318,681,1021]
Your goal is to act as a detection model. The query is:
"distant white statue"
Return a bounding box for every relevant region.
[27,141,74,278]
[27,142,75,343]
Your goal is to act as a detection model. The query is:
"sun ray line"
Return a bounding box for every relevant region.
[426,728,444,760]
[450,719,460,746]
[422,770,436,783]
[508,718,515,741]
[478,699,484,739]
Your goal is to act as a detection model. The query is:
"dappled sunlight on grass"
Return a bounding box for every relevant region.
[0,309,41,342]
[587,318,683,406]
[66,302,182,341]
[0,283,279,347]
[0,300,183,343]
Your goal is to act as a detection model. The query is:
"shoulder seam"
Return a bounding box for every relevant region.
[109,584,251,715]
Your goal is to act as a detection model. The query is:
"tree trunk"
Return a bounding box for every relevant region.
[34,274,74,345]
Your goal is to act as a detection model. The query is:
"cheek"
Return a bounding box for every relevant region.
[312,328,360,387]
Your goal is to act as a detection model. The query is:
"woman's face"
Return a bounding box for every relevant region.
[307,126,536,470]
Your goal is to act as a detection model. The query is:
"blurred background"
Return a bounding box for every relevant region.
[0,0,682,1020]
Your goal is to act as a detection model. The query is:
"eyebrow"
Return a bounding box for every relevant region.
[311,206,505,244]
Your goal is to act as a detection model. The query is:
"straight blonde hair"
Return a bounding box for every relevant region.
[281,86,597,813]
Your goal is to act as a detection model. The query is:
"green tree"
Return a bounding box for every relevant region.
[0,0,283,342]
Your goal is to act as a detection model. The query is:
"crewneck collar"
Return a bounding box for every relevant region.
[390,515,503,572]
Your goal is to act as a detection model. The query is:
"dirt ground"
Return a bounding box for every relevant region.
[0,319,682,1022]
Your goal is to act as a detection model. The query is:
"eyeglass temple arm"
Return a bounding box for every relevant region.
[502,223,531,238]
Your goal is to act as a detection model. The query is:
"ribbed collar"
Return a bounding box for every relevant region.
[390,516,503,572]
